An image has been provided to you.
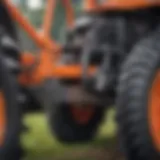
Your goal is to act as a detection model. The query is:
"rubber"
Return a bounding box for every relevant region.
[0,55,22,160]
[49,103,105,143]
[0,4,24,160]
[116,30,160,160]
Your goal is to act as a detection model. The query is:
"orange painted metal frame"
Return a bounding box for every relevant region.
[84,0,160,12]
[4,0,92,86]
[4,0,159,86]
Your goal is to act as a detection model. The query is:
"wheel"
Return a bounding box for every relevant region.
[0,6,23,159]
[0,56,22,160]
[116,31,160,160]
[49,103,105,143]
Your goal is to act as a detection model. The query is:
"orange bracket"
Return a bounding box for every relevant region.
[4,0,96,86]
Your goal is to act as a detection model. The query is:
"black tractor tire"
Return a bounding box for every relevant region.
[0,55,22,160]
[0,4,23,160]
[49,103,105,143]
[116,31,160,160]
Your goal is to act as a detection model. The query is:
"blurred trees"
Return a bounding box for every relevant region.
[14,0,81,50]
[52,0,82,42]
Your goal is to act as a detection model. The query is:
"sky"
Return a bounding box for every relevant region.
[12,0,43,9]
[13,0,79,10]
[28,0,43,9]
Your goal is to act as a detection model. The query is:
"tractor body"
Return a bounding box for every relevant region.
[83,0,160,12]
[66,0,160,97]
[1,0,160,159]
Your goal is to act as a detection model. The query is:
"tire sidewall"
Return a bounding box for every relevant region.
[0,56,21,156]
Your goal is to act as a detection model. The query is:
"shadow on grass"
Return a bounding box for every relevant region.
[22,111,125,160]
[92,136,117,148]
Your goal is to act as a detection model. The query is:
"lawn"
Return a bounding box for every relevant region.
[22,109,125,160]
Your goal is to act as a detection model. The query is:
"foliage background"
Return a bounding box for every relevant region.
[14,0,82,51]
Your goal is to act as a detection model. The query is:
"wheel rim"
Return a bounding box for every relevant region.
[149,71,160,151]
[0,91,6,146]
[70,105,95,125]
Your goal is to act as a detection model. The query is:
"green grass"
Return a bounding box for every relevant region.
[22,109,123,160]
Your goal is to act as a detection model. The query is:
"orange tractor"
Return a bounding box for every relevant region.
[1,0,160,159]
